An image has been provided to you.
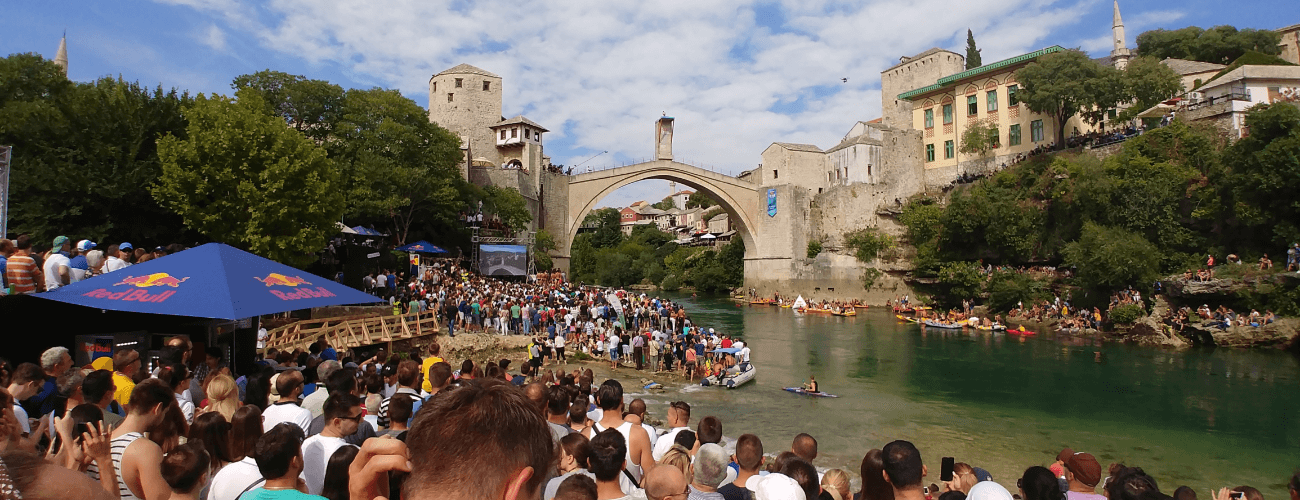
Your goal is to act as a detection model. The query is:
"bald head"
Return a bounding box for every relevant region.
[628,398,647,417]
[643,462,687,500]
[524,382,548,416]
[792,433,818,461]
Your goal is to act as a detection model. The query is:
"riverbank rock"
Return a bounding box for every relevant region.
[1165,277,1247,296]
[1209,318,1298,348]
[390,332,531,362]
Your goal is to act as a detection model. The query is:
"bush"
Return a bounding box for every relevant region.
[807,240,823,258]
[844,228,896,263]
[1109,304,1146,324]
[660,274,682,291]
[938,261,986,298]
[862,267,884,290]
[987,270,1052,313]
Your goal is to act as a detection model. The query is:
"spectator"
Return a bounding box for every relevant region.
[5,235,42,294]
[209,406,264,500]
[557,474,600,500]
[161,442,211,500]
[203,374,240,422]
[261,370,311,433]
[158,364,195,424]
[319,446,359,500]
[69,239,97,282]
[30,346,73,417]
[112,349,141,407]
[101,379,178,500]
[1065,453,1105,500]
[653,401,691,461]
[546,433,594,500]
[792,433,818,462]
[822,469,852,500]
[247,423,325,500]
[782,457,821,500]
[719,433,763,499]
[188,411,235,499]
[377,360,421,429]
[403,379,553,500]
[7,363,48,449]
[1021,466,1064,500]
[43,235,72,290]
[587,380,654,483]
[860,449,895,500]
[302,361,341,419]
[0,238,11,290]
[882,440,926,500]
[302,392,361,495]
[82,369,124,429]
[689,442,729,498]
[745,472,806,500]
[625,399,657,451]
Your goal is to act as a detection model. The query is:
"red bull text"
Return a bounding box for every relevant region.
[254,273,312,287]
[82,273,189,303]
[268,286,337,301]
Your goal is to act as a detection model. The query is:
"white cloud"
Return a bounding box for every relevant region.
[155,0,1103,207]
[201,24,227,52]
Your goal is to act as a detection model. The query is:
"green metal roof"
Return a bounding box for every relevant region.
[898,45,1065,100]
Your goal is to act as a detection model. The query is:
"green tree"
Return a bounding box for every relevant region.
[1062,222,1161,294]
[1226,103,1300,247]
[231,70,344,143]
[153,92,342,267]
[328,88,463,243]
[844,228,896,263]
[652,196,675,210]
[959,118,999,158]
[685,191,716,209]
[938,261,985,299]
[1017,50,1123,149]
[1,54,193,244]
[533,230,556,271]
[1117,56,1184,122]
[1137,26,1282,65]
[570,233,597,283]
[898,199,943,244]
[482,185,533,234]
[965,29,982,69]
[585,208,623,248]
[718,238,745,288]
[986,269,1051,313]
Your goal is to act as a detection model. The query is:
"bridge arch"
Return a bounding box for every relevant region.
[562,160,761,265]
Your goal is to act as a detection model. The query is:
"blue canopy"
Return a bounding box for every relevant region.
[36,243,382,320]
[351,226,386,236]
[709,348,741,354]
[395,240,447,253]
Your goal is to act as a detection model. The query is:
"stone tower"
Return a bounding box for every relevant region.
[1111,1,1131,70]
[54,33,68,76]
[428,64,504,167]
[879,48,965,129]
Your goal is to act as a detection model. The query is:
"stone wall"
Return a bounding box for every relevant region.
[880,49,965,128]
[879,128,926,198]
[428,70,503,165]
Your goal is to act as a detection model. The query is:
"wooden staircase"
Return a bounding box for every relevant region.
[262,311,441,353]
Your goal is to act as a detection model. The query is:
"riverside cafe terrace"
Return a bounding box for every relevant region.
[2,243,382,373]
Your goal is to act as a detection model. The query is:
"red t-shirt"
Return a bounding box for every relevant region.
[5,254,39,294]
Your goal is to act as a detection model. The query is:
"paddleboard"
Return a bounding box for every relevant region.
[784,387,838,398]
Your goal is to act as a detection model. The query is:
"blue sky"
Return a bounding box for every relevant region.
[6,0,1293,208]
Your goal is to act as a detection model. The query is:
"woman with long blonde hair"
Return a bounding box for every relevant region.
[658,444,694,484]
[822,469,853,500]
[203,374,239,421]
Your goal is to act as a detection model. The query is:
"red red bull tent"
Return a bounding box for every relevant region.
[36,243,382,320]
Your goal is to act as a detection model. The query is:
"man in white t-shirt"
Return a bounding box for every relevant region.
[103,242,131,273]
[261,370,313,433]
[43,236,72,290]
[652,400,691,461]
[301,392,362,494]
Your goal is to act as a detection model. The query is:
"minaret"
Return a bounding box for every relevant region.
[1111,1,1131,70]
[54,32,68,76]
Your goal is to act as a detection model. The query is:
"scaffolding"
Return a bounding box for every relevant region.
[471,227,536,278]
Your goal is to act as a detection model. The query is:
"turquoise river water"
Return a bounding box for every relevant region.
[596,294,1300,497]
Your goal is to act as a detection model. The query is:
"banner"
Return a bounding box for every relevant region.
[479,244,528,276]
[767,188,777,217]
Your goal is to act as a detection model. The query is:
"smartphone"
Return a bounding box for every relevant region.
[941,457,956,482]
[1231,492,1245,500]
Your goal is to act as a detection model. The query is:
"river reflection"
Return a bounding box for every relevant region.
[615,294,1299,497]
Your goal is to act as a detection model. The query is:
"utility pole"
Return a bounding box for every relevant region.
[0,146,11,238]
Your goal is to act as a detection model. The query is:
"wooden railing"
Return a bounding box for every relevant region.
[262,311,441,353]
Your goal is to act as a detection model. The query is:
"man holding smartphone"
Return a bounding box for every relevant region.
[1064,453,1105,500]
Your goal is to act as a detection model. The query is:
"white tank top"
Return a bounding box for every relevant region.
[594,421,642,482]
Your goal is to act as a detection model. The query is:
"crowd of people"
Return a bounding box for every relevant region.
[0,234,185,295]
[3,340,1296,500]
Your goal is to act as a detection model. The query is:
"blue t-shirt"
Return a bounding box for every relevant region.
[320,347,338,361]
[243,488,328,500]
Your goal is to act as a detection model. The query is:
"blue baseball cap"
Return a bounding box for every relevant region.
[120,242,133,250]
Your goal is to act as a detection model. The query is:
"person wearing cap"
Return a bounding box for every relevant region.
[68,239,96,282]
[1064,453,1105,500]
[104,242,131,272]
[747,473,807,500]
[43,235,72,290]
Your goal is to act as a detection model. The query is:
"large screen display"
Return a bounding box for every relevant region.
[479,244,528,276]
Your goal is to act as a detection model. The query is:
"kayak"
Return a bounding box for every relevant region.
[1008,328,1038,336]
[895,315,919,323]
[780,304,792,308]
[853,305,870,309]
[784,387,838,398]
[974,325,1008,331]
[923,319,965,329]
[831,309,857,317]
[750,300,776,305]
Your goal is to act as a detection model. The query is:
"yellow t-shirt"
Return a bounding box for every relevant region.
[421,355,444,393]
[113,371,136,407]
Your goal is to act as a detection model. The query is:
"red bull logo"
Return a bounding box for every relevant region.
[254,273,312,287]
[255,273,334,301]
[115,273,189,288]
[83,272,189,303]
